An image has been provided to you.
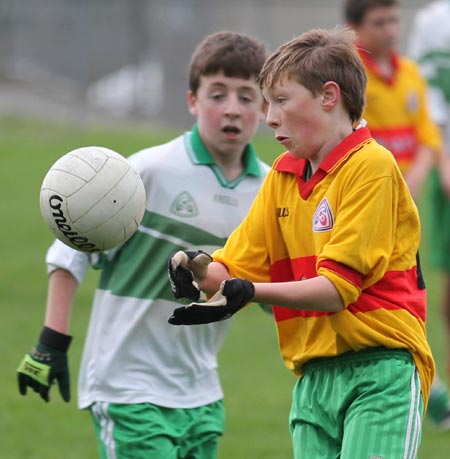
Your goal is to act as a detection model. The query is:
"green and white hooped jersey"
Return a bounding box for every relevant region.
[46,127,269,409]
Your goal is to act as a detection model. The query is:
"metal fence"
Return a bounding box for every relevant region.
[0,0,431,128]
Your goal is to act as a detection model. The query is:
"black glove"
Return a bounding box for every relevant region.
[17,326,72,402]
[168,278,255,325]
[168,250,212,301]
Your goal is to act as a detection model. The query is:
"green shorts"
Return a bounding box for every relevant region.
[289,348,424,459]
[90,401,225,459]
[429,168,450,273]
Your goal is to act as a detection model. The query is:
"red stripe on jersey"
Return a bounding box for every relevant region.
[348,266,426,321]
[270,257,425,322]
[290,255,318,279]
[270,257,295,282]
[318,259,363,289]
[271,256,331,320]
[270,255,318,282]
[369,126,418,162]
[273,305,330,321]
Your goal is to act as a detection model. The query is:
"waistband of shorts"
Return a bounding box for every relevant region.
[302,347,413,373]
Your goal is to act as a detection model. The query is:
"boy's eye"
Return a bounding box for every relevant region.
[239,94,254,103]
[367,17,399,28]
[210,93,225,100]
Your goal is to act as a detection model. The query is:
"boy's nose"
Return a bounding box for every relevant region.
[224,95,241,116]
[265,107,279,128]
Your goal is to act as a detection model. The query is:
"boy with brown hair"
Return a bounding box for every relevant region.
[344,0,441,200]
[169,26,435,458]
[17,31,269,459]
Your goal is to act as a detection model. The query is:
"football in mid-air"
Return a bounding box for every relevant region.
[39,146,146,252]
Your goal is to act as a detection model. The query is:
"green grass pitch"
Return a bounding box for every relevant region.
[1,116,449,458]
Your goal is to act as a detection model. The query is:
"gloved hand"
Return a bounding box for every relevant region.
[168,250,212,301]
[168,278,255,325]
[17,326,72,402]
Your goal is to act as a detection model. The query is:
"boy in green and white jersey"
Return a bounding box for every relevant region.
[17,31,270,459]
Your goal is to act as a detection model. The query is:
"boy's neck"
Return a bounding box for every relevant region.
[212,153,245,181]
[189,125,249,181]
[359,46,397,82]
[372,52,394,79]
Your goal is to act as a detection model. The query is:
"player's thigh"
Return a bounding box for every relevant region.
[341,361,423,459]
[184,433,220,459]
[90,401,224,459]
[289,376,341,459]
[182,401,224,459]
[291,419,340,459]
[90,402,180,459]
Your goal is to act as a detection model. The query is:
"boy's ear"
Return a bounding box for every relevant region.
[187,90,198,117]
[321,81,340,110]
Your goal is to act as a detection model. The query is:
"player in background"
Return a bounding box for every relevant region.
[168,26,435,458]
[407,0,450,430]
[344,0,450,430]
[17,31,270,459]
[344,0,440,200]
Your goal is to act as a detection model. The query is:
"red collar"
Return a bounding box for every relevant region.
[357,46,399,86]
[273,127,372,198]
[274,127,372,175]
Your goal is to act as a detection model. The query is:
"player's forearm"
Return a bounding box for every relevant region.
[199,261,231,296]
[253,275,344,313]
[44,268,78,334]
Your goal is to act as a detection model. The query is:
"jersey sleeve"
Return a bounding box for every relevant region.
[212,171,277,283]
[46,239,90,284]
[317,151,419,308]
[412,62,442,150]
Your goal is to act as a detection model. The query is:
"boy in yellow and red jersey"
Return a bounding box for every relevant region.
[345,0,450,430]
[168,27,435,458]
[345,0,441,200]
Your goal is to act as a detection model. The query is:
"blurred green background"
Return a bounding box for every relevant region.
[1,116,449,458]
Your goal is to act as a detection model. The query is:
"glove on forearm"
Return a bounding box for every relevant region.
[17,326,72,402]
[168,278,255,325]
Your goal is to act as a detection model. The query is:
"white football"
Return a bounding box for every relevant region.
[40,146,146,252]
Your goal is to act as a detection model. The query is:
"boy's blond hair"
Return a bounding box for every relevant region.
[188,31,267,95]
[258,27,367,124]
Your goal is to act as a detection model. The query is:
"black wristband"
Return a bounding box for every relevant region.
[242,279,255,300]
[39,326,72,352]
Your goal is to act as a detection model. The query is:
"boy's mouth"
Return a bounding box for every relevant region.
[222,125,241,135]
[276,135,289,145]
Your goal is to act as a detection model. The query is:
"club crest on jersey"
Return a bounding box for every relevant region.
[406,90,419,113]
[170,191,198,217]
[313,198,334,232]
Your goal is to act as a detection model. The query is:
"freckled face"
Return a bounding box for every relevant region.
[264,79,326,161]
[188,73,265,158]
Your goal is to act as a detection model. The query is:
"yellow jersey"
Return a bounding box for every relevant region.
[213,127,434,404]
[360,49,441,173]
